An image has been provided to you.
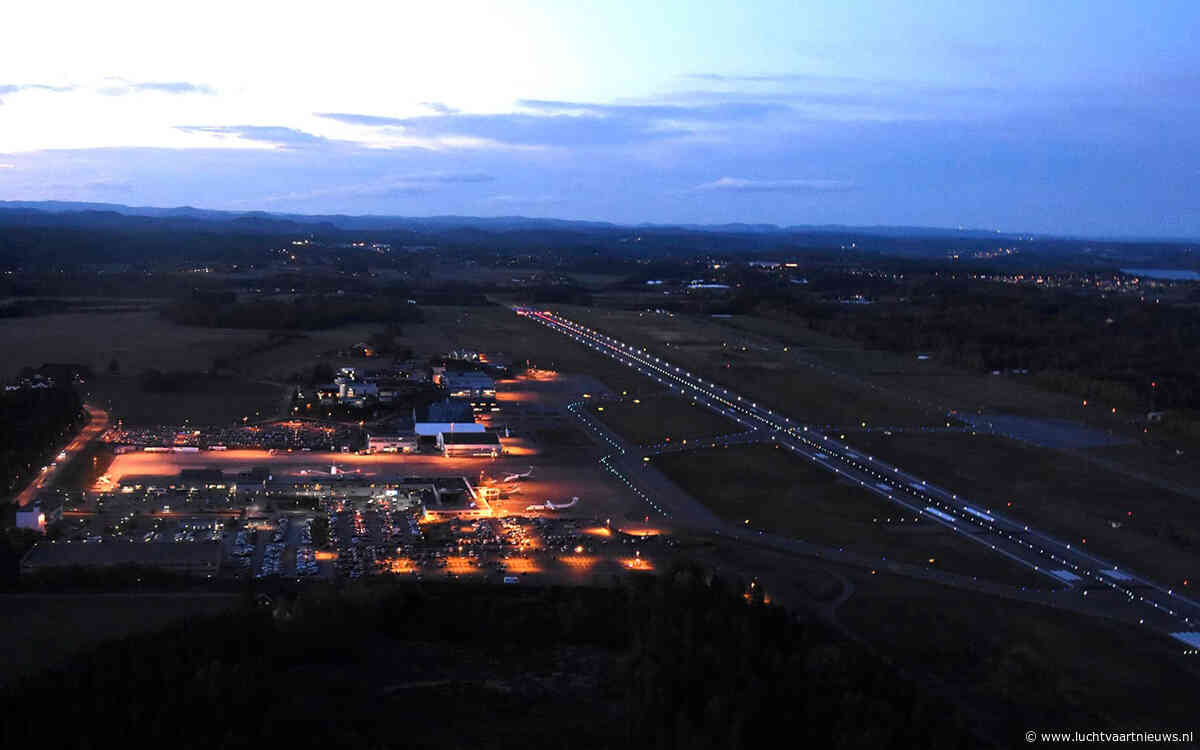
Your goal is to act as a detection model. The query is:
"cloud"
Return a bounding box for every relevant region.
[415,172,494,184]
[261,172,495,203]
[694,177,857,193]
[516,98,787,121]
[99,80,215,96]
[684,72,864,86]
[669,72,1012,123]
[175,125,329,148]
[83,179,134,193]
[486,193,565,206]
[313,98,785,149]
[421,101,459,115]
[131,81,215,95]
[316,112,406,127]
[0,83,76,95]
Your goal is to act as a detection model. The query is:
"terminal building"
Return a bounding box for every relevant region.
[437,431,503,458]
[442,371,496,399]
[413,399,481,440]
[366,433,420,453]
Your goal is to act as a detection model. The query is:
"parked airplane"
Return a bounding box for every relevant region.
[502,466,535,483]
[524,496,579,512]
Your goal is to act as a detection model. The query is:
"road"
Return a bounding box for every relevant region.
[518,307,1200,636]
[15,403,109,508]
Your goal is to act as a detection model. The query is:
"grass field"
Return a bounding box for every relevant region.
[847,432,1200,589]
[566,304,1146,434]
[589,394,741,445]
[654,443,1050,588]
[82,375,288,426]
[1089,441,1200,499]
[838,569,1200,732]
[0,309,273,380]
[556,306,946,427]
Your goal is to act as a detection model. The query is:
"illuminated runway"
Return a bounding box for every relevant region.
[518,307,1200,633]
[16,403,109,508]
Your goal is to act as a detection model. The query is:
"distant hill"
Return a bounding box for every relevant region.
[1,200,1195,270]
[1,199,1027,239]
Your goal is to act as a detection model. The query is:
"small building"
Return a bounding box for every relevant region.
[438,431,502,458]
[21,541,222,577]
[335,378,378,407]
[16,497,64,533]
[366,433,420,453]
[443,371,496,399]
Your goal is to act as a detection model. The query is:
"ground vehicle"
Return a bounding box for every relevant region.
[503,575,519,584]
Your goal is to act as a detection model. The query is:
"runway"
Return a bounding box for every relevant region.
[519,307,1200,634]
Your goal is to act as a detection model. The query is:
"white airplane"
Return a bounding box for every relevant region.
[525,496,579,512]
[502,466,535,483]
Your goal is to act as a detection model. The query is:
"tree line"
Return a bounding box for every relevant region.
[0,567,972,749]
[0,383,83,499]
[161,292,426,330]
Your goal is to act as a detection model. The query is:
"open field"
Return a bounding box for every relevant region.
[847,432,1200,589]
[0,309,271,380]
[82,375,288,426]
[669,307,1137,426]
[589,394,741,445]
[0,593,238,685]
[570,303,1148,434]
[654,443,1049,588]
[556,306,948,427]
[1089,440,1200,498]
[0,302,399,383]
[837,569,1200,732]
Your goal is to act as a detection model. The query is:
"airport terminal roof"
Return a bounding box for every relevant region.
[439,432,501,445]
[416,422,484,436]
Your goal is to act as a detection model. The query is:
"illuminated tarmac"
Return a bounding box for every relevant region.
[102,446,635,523]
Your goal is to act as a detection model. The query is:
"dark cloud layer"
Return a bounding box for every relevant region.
[314,98,786,148]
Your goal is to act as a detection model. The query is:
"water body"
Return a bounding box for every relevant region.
[1120,268,1200,281]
